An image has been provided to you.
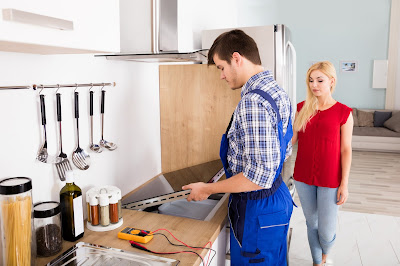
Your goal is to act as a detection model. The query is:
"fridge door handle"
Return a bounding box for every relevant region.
[285,41,297,113]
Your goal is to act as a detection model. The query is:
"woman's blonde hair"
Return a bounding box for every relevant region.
[293,61,337,132]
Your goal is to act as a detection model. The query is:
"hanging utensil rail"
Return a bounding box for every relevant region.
[33,82,116,90]
[0,86,31,90]
[0,83,116,91]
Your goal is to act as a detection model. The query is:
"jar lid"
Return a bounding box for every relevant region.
[34,201,60,218]
[0,177,32,195]
[99,194,110,206]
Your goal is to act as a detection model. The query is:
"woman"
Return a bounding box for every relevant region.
[292,61,353,266]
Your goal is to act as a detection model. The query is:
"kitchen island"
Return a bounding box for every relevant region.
[36,195,228,265]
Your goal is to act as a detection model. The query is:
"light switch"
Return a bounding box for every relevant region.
[372,60,388,89]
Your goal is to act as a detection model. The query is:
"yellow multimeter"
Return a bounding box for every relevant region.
[117,226,154,243]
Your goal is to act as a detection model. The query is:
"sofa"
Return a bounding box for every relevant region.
[352,108,400,152]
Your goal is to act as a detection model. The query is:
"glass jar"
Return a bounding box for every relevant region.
[109,194,119,224]
[99,194,110,226]
[89,196,100,226]
[0,177,36,266]
[34,201,62,257]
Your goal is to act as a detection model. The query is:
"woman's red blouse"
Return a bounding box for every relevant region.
[293,101,352,188]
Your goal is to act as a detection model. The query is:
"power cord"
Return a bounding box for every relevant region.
[129,228,216,266]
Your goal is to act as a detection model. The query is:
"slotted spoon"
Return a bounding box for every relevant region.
[72,91,91,170]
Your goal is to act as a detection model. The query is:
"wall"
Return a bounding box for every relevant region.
[0,1,240,218]
[397,31,400,109]
[236,0,391,109]
[0,52,162,213]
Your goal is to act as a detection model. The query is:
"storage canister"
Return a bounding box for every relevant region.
[0,177,36,266]
[34,201,62,257]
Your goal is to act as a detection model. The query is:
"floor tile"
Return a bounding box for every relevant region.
[289,209,400,266]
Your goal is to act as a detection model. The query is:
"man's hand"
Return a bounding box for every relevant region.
[182,182,212,202]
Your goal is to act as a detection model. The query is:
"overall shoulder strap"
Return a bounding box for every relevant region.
[251,89,281,123]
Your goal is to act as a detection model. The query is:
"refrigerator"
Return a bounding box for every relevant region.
[202,24,297,111]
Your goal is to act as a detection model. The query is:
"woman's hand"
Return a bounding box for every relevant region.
[336,185,349,205]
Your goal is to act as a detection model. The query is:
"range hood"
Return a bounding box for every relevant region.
[97,0,210,63]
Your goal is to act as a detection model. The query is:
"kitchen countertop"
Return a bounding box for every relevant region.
[36,192,228,266]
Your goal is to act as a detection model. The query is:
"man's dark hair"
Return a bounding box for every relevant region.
[208,29,262,66]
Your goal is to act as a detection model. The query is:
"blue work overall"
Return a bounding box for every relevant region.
[220,89,294,265]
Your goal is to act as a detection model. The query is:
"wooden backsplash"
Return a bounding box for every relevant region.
[159,64,241,173]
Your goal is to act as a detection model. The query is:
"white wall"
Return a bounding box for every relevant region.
[235,0,391,109]
[0,52,161,215]
[0,0,240,218]
[396,26,400,109]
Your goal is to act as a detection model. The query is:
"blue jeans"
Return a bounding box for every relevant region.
[294,180,339,264]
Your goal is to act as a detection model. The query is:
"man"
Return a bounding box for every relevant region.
[182,30,294,265]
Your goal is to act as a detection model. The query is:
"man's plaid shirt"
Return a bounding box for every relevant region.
[227,71,293,189]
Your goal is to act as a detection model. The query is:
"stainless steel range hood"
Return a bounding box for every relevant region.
[97,0,208,63]
[99,49,208,63]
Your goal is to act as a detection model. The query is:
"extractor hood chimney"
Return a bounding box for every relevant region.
[97,0,208,63]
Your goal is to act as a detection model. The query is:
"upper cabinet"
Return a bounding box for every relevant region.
[0,0,120,54]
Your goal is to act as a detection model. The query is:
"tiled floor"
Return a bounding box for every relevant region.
[289,206,400,265]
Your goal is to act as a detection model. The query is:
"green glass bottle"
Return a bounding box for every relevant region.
[60,171,84,241]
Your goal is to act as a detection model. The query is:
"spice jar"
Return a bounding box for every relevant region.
[86,192,91,223]
[109,194,119,224]
[116,189,122,219]
[0,177,36,265]
[90,196,100,226]
[34,201,62,257]
[99,194,110,226]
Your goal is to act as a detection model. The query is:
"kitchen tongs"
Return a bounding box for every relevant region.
[122,168,225,210]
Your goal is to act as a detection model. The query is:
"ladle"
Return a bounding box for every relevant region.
[89,90,103,153]
[72,90,91,170]
[99,90,117,151]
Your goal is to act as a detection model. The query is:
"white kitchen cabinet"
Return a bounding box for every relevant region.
[206,221,230,266]
[0,0,120,54]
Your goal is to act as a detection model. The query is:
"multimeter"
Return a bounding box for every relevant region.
[117,226,154,243]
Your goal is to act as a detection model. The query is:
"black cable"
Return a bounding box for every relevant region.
[152,233,216,266]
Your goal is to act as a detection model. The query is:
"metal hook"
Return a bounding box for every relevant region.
[101,82,105,92]
[56,84,61,93]
[89,83,94,92]
[39,85,44,95]
[74,83,79,93]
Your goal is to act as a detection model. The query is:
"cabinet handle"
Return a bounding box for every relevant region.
[2,9,73,31]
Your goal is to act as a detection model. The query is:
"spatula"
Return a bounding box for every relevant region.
[72,91,90,170]
[54,92,72,181]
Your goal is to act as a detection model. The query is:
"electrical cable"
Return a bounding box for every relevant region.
[152,233,216,266]
[151,228,215,266]
[129,228,216,266]
[130,241,204,265]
